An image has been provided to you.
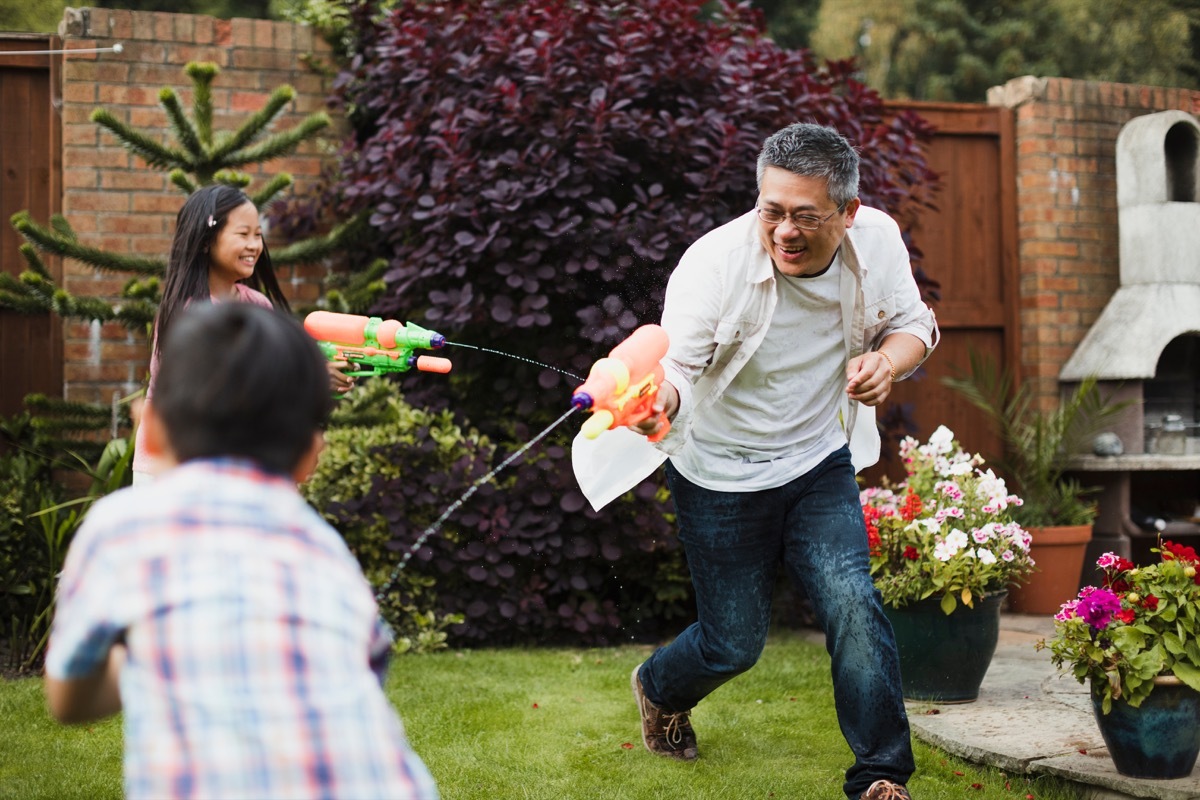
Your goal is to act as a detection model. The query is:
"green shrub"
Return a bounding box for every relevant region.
[0,415,132,671]
[302,378,482,649]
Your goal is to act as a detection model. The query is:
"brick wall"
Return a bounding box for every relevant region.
[988,77,1200,410]
[56,7,338,409]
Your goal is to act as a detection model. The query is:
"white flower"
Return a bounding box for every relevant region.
[935,480,964,501]
[945,459,974,477]
[927,425,955,455]
[972,525,993,544]
[1007,525,1033,552]
[945,529,969,551]
[935,506,965,523]
[975,469,1012,511]
[920,517,943,534]
[934,540,957,561]
[978,548,997,565]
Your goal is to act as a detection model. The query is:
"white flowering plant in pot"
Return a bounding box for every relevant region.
[861,425,1037,615]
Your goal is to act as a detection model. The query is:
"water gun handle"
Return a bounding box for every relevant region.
[645,409,671,443]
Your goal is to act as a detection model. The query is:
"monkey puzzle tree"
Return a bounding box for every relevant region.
[0,61,351,454]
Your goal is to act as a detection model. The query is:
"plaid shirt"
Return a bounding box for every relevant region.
[46,458,439,800]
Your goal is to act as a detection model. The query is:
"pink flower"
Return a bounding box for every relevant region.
[1055,599,1080,621]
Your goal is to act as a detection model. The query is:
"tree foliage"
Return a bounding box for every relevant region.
[750,0,822,50]
[0,0,68,32]
[305,0,938,644]
[809,0,1200,102]
[88,0,273,17]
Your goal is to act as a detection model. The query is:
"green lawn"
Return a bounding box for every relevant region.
[1,632,1078,799]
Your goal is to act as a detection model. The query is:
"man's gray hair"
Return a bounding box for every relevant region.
[756,123,860,207]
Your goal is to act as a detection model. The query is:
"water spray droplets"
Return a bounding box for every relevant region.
[446,341,583,382]
[374,405,580,604]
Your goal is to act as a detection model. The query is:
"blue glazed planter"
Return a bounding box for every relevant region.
[1091,676,1200,779]
[883,591,1005,704]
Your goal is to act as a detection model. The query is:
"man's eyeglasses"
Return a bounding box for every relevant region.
[755,205,843,231]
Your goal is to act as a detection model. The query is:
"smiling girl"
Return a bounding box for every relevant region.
[132,185,349,482]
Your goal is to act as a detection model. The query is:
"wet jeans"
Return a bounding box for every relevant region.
[640,446,915,798]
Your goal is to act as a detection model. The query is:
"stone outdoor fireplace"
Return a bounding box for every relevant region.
[1061,110,1200,566]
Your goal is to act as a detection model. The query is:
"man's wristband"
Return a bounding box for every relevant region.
[878,351,896,383]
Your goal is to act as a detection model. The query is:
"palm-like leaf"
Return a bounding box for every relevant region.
[943,350,1131,526]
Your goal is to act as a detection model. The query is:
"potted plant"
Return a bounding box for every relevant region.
[1040,543,1200,778]
[943,352,1129,614]
[861,425,1036,702]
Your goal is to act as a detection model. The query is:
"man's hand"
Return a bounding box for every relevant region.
[629,380,679,439]
[845,351,895,407]
[846,333,927,406]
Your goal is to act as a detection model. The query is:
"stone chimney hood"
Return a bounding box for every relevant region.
[1060,110,1200,381]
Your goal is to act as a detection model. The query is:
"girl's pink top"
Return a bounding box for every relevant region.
[132,284,275,475]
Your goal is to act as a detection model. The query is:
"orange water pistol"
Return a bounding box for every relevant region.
[570,324,671,442]
[304,310,452,377]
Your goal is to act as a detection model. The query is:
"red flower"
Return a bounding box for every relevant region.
[1163,540,1200,564]
[900,489,923,522]
[1141,594,1159,611]
[867,527,881,555]
[1115,608,1135,624]
[903,545,920,560]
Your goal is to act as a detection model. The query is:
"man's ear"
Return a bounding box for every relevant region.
[141,401,177,466]
[292,430,325,485]
[842,197,862,228]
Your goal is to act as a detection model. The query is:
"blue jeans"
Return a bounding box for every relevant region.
[640,446,915,798]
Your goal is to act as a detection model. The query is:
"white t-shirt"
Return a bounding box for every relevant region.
[672,258,847,491]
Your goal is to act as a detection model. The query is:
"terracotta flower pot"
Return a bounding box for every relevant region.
[1007,524,1092,615]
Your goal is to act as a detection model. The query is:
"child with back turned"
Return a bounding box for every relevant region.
[44,302,439,800]
[132,183,352,482]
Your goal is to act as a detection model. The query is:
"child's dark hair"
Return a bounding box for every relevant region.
[155,184,289,360]
[153,302,332,476]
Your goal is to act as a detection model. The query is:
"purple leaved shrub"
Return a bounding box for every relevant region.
[304,0,937,645]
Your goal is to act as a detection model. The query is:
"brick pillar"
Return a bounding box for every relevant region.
[988,76,1200,410]
[55,7,338,410]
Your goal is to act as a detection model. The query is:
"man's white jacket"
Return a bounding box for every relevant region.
[572,206,939,511]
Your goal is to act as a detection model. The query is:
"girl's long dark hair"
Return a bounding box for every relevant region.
[154,184,290,360]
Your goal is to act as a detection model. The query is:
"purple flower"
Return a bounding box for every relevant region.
[1075,588,1122,629]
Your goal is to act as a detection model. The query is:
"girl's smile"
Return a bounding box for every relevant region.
[208,201,263,296]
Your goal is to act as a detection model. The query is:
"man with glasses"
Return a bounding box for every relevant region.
[575,123,937,800]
